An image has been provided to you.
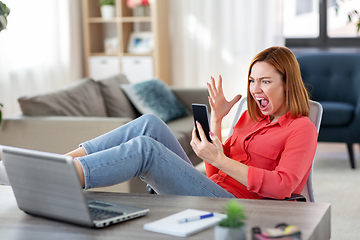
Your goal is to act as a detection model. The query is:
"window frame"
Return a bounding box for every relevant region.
[285,0,360,47]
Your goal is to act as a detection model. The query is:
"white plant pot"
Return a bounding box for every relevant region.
[214,225,246,240]
[101,6,115,20]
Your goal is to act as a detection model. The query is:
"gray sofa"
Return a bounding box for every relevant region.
[0,74,209,193]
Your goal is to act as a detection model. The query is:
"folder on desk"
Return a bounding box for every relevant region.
[143,209,226,237]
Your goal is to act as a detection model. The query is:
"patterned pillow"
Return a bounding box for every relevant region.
[121,79,189,122]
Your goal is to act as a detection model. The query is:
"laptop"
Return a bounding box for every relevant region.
[0,145,149,228]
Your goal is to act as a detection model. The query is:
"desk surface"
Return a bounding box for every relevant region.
[0,186,330,240]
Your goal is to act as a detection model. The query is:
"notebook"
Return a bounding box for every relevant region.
[0,145,149,228]
[144,209,227,237]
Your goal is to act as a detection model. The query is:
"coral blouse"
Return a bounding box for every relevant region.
[205,110,318,199]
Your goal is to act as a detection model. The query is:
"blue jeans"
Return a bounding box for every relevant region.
[77,114,236,198]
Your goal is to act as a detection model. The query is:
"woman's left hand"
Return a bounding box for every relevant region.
[208,75,242,122]
[190,121,224,166]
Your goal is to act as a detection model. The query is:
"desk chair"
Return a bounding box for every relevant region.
[147,98,323,202]
[229,97,323,202]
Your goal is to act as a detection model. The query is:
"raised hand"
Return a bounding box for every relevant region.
[207,75,242,122]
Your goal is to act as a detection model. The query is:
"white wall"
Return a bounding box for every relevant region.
[168,0,284,127]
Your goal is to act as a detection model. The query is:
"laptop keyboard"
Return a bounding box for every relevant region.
[89,207,124,220]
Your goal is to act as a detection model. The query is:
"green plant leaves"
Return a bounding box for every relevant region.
[99,0,115,6]
[218,200,246,228]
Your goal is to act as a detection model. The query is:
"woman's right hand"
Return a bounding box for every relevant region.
[207,75,242,122]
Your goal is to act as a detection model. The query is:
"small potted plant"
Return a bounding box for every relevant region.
[100,0,115,20]
[214,200,246,240]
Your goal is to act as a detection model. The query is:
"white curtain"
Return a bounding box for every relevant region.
[0,0,84,117]
[169,0,284,127]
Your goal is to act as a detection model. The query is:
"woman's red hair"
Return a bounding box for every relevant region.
[247,46,310,121]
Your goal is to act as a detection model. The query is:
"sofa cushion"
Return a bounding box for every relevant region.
[121,79,189,122]
[97,74,138,118]
[320,101,355,127]
[18,78,107,117]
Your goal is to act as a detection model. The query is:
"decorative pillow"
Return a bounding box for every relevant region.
[97,74,139,118]
[18,78,107,117]
[121,79,189,122]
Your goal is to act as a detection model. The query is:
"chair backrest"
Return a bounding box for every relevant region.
[228,97,323,202]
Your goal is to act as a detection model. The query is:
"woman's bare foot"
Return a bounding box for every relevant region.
[66,147,87,159]
[73,159,85,188]
[66,147,87,188]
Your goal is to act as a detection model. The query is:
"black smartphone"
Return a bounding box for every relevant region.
[192,103,212,143]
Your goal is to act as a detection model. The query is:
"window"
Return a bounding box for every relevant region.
[284,0,360,47]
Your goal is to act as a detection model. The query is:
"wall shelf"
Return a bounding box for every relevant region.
[82,0,171,84]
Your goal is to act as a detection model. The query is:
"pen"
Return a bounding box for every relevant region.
[178,213,214,223]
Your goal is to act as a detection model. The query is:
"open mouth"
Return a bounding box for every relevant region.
[256,97,269,110]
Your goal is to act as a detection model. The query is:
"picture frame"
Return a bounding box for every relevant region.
[127,31,154,54]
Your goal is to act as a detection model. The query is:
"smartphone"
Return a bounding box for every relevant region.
[192,103,212,143]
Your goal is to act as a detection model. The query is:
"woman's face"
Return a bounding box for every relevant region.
[249,61,287,122]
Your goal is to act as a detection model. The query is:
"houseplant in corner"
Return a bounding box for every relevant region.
[100,0,115,20]
[0,1,10,125]
[214,200,246,240]
[0,1,9,31]
[336,0,360,34]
